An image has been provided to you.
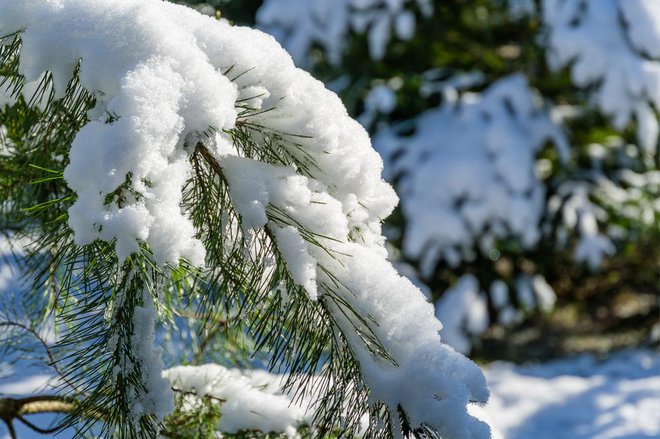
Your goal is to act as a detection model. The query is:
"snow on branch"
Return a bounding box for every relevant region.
[543,0,660,153]
[375,75,567,273]
[257,0,433,65]
[0,0,490,437]
[165,364,311,437]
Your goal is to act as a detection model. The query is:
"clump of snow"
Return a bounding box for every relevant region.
[435,275,488,354]
[126,291,174,426]
[358,83,397,127]
[543,0,660,153]
[604,169,660,230]
[550,182,615,270]
[1,0,239,265]
[419,69,486,101]
[0,125,12,157]
[220,155,491,437]
[0,0,489,436]
[320,243,490,438]
[257,0,433,65]
[490,280,521,326]
[543,136,660,271]
[530,274,556,312]
[434,273,556,354]
[165,364,310,437]
[375,74,567,272]
[484,349,660,439]
[272,225,318,299]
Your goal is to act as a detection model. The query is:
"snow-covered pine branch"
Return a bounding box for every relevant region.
[257,0,433,65]
[543,0,660,153]
[374,75,567,273]
[0,0,489,438]
[164,364,312,437]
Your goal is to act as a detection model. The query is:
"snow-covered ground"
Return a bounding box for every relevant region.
[1,349,658,438]
[484,349,660,439]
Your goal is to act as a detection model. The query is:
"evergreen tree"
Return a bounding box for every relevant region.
[0,1,489,438]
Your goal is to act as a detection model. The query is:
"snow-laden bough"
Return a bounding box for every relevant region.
[374,75,567,273]
[0,0,489,437]
[543,0,660,153]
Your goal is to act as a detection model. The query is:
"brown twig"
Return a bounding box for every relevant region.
[195,141,224,177]
[0,395,76,438]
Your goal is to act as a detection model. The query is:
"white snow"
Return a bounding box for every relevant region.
[550,182,616,270]
[620,0,660,60]
[317,243,490,438]
[0,125,12,157]
[358,83,397,126]
[0,1,489,436]
[435,275,489,354]
[0,235,26,294]
[375,75,567,273]
[165,350,660,439]
[0,373,54,396]
[4,349,657,439]
[164,364,310,437]
[531,274,556,312]
[272,225,318,299]
[484,350,660,439]
[257,0,433,65]
[543,0,660,153]
[127,290,174,425]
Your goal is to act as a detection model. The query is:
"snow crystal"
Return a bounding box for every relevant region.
[543,0,660,153]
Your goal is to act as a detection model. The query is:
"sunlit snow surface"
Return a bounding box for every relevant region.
[485,350,660,439]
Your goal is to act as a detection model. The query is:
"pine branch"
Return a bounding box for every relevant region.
[187,139,390,438]
[1,20,433,438]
